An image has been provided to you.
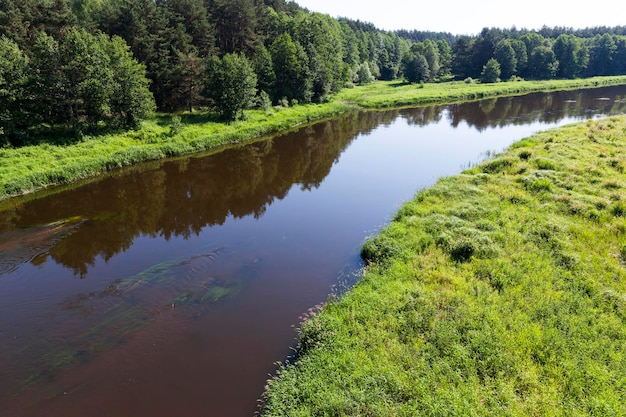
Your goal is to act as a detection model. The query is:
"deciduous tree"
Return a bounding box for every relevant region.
[203,53,257,120]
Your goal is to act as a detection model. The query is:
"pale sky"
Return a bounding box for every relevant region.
[294,0,625,35]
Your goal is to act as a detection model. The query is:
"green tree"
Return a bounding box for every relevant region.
[452,36,475,79]
[208,0,258,54]
[106,35,155,128]
[494,39,517,79]
[528,45,557,79]
[203,53,257,120]
[509,39,528,77]
[355,62,374,84]
[293,12,346,102]
[480,58,501,83]
[412,40,440,79]
[436,39,452,77]
[252,44,276,99]
[0,36,29,141]
[401,51,430,83]
[553,34,588,78]
[586,34,617,76]
[270,32,310,103]
[60,28,113,130]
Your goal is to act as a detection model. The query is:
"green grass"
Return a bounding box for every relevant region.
[337,76,626,108]
[260,116,626,416]
[3,76,626,201]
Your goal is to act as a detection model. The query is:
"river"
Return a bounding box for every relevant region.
[1,86,626,417]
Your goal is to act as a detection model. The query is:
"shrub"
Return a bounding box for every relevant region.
[361,236,402,265]
[612,202,626,217]
[519,150,532,160]
[534,158,557,170]
[481,157,515,174]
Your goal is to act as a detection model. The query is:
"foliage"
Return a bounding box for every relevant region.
[270,33,311,103]
[401,52,430,84]
[203,53,257,121]
[481,58,501,83]
[260,114,626,417]
[0,36,29,142]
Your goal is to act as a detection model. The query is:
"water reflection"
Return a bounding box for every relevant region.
[3,86,626,278]
[1,111,401,276]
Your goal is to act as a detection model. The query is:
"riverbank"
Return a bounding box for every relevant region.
[260,115,626,415]
[2,76,626,201]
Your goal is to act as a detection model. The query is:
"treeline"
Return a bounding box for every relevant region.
[451,27,626,82]
[2,0,626,146]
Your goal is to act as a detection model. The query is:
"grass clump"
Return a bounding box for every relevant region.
[260,115,626,416]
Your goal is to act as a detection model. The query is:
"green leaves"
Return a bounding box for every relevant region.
[0,37,29,141]
[204,53,257,121]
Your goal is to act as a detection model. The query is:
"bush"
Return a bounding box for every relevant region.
[481,157,515,174]
[256,91,272,111]
[361,236,402,265]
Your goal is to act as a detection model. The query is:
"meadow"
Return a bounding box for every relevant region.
[260,115,626,416]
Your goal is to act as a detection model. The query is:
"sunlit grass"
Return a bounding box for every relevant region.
[260,115,626,416]
[338,75,626,108]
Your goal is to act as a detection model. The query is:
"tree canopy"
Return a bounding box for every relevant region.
[2,0,626,143]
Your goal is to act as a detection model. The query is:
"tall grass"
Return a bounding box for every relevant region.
[260,116,626,416]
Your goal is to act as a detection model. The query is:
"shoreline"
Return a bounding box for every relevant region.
[2,76,626,202]
[259,114,626,415]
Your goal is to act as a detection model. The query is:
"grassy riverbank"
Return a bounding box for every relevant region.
[260,116,626,416]
[2,76,626,201]
[338,75,626,108]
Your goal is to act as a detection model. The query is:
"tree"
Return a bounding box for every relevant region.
[208,0,258,55]
[203,53,257,120]
[106,35,155,128]
[528,45,558,79]
[586,34,617,76]
[436,39,452,77]
[28,29,154,134]
[401,52,430,83]
[0,36,29,141]
[480,58,501,83]
[509,39,528,77]
[60,28,114,130]
[270,32,310,103]
[252,44,276,98]
[494,39,517,79]
[452,36,475,79]
[293,12,347,102]
[355,62,374,84]
[412,40,440,78]
[553,34,588,78]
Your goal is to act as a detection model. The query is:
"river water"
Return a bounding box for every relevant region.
[1,86,626,416]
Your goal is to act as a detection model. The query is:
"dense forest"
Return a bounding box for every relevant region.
[2,0,626,145]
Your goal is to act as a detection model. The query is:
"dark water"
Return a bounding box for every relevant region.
[1,86,626,417]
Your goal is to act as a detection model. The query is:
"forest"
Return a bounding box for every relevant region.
[2,0,626,145]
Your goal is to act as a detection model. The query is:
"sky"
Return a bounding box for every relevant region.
[293,0,625,35]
